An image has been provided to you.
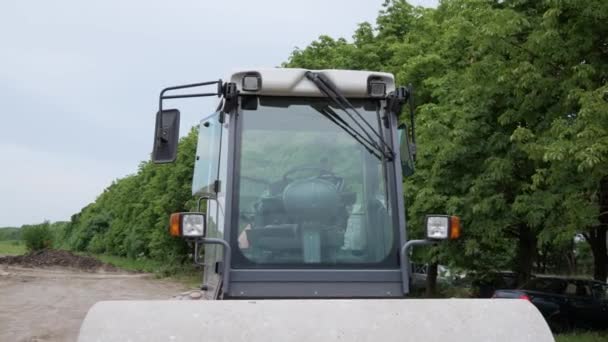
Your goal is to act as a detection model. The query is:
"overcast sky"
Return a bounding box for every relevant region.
[0,0,437,227]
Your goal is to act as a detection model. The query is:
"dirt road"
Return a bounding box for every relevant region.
[0,265,190,342]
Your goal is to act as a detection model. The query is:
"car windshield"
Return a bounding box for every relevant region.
[522,278,567,294]
[232,96,398,268]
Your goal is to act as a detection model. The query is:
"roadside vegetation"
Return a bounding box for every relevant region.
[1,222,198,285]
[0,227,21,240]
[2,2,606,339]
[22,223,54,251]
[93,254,198,281]
[4,0,607,292]
[3,0,606,312]
[284,0,608,290]
[0,240,26,256]
[556,331,608,342]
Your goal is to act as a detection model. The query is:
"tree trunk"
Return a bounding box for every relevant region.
[560,239,576,275]
[588,227,607,281]
[538,245,547,274]
[515,224,537,286]
[588,176,608,282]
[426,262,438,297]
[565,245,577,275]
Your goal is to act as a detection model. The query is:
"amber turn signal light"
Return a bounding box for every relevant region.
[449,216,461,240]
[169,213,182,237]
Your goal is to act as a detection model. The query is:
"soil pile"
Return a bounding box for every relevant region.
[0,249,117,272]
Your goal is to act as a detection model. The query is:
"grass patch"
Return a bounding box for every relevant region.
[92,254,201,287]
[555,331,608,342]
[0,240,26,255]
[0,245,201,287]
[94,254,165,273]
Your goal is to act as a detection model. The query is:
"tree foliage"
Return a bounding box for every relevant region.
[287,0,607,281]
[0,227,21,241]
[13,0,605,281]
[22,222,53,252]
[53,128,199,263]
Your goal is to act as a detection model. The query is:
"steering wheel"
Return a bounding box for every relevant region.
[282,165,344,192]
[282,165,329,179]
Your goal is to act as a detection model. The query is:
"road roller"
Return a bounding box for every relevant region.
[78,68,553,341]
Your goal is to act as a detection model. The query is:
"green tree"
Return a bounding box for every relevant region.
[52,0,607,284]
[62,128,198,263]
[286,0,608,285]
[22,222,53,251]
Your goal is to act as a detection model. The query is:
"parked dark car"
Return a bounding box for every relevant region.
[493,276,608,331]
[472,271,521,298]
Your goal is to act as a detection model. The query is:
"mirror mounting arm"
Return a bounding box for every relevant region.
[158,80,240,114]
[153,80,239,164]
[220,82,239,119]
[158,80,223,113]
[385,86,408,115]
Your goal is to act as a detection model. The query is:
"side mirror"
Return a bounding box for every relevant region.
[398,124,415,176]
[152,109,180,163]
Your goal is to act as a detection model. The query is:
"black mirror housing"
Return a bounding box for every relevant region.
[152,109,180,163]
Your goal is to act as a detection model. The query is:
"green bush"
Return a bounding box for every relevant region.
[22,222,53,251]
[0,227,21,240]
[87,235,106,254]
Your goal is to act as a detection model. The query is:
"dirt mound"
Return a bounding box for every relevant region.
[0,249,118,272]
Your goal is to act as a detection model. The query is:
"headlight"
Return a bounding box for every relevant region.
[242,73,261,91]
[182,214,206,237]
[426,216,449,239]
[169,212,207,238]
[425,215,461,240]
[368,81,386,97]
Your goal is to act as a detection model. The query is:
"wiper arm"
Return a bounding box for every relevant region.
[305,71,394,161]
[311,105,384,160]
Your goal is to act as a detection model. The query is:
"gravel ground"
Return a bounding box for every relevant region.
[0,265,191,342]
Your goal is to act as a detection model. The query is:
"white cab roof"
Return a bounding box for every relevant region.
[229,68,395,98]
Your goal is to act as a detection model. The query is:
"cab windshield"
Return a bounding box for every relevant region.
[233,97,398,268]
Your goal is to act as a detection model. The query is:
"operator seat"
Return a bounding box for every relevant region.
[254,197,289,227]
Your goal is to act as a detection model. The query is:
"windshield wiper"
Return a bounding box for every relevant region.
[311,105,384,160]
[305,71,394,161]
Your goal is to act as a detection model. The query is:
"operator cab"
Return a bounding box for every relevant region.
[234,96,394,268]
[153,68,459,299]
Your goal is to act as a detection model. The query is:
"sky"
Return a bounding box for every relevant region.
[0,0,438,227]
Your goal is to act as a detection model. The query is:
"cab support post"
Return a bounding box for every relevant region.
[400,239,437,294]
[194,238,232,295]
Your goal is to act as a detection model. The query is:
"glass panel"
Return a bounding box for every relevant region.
[201,114,229,294]
[192,113,221,196]
[235,97,397,268]
[564,282,577,295]
[398,124,414,177]
[575,282,591,297]
[523,278,567,294]
[591,284,608,300]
